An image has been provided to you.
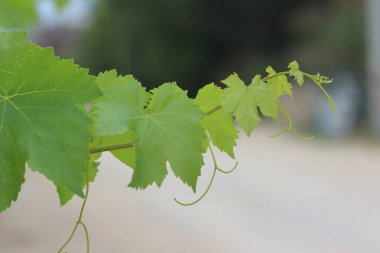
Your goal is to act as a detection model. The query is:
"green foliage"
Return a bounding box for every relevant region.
[194,84,238,158]
[56,153,100,205]
[0,31,334,215]
[288,60,304,85]
[0,32,100,211]
[0,0,37,27]
[93,71,205,191]
[265,66,292,97]
[221,73,278,136]
[0,0,70,27]
[0,29,335,252]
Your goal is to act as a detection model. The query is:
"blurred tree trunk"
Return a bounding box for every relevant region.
[366,0,380,134]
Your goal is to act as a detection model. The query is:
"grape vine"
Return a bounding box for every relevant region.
[0,31,334,252]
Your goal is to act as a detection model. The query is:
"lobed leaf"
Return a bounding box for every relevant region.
[265,66,292,97]
[93,71,205,191]
[221,73,278,136]
[195,83,238,158]
[0,32,101,211]
[288,60,304,85]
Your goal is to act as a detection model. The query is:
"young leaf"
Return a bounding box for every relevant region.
[288,60,304,85]
[93,72,205,191]
[221,73,278,136]
[265,66,292,97]
[0,32,100,212]
[195,83,238,158]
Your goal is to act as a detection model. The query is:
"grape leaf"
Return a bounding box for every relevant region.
[0,32,100,212]
[0,0,37,27]
[56,153,100,206]
[195,83,238,158]
[93,71,151,137]
[288,61,304,85]
[266,66,292,97]
[93,71,205,191]
[221,73,278,136]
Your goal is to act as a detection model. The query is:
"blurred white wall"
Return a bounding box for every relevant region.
[366,0,380,135]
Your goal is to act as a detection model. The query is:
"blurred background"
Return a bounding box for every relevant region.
[1,0,380,252]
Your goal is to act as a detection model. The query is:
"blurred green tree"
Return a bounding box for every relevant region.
[79,0,327,96]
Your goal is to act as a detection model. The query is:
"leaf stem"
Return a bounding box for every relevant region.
[88,105,223,154]
[88,69,330,154]
[205,105,222,115]
[89,143,134,154]
[262,71,290,81]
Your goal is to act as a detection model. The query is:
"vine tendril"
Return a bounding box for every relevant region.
[174,145,238,206]
[216,162,238,174]
[174,165,217,206]
[271,105,314,140]
[57,165,91,253]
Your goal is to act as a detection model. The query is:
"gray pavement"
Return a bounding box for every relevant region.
[1,127,380,253]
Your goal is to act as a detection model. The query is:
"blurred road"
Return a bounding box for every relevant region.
[1,127,380,253]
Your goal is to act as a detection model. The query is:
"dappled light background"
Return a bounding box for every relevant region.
[1,0,380,252]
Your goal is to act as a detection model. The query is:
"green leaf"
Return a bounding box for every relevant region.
[195,83,238,158]
[0,32,31,89]
[93,71,151,137]
[0,0,37,27]
[250,75,279,120]
[288,60,304,86]
[266,66,292,97]
[94,72,205,191]
[56,153,100,206]
[221,73,278,136]
[0,32,100,212]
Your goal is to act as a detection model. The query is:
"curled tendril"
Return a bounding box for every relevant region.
[174,166,217,206]
[271,105,314,141]
[216,161,238,174]
[311,73,334,85]
[315,83,336,113]
[304,73,335,113]
[57,166,91,253]
[174,145,238,206]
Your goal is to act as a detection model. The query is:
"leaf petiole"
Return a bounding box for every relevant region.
[89,105,223,154]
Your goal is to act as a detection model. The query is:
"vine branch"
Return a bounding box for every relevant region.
[89,143,134,154]
[262,71,289,81]
[89,105,223,154]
